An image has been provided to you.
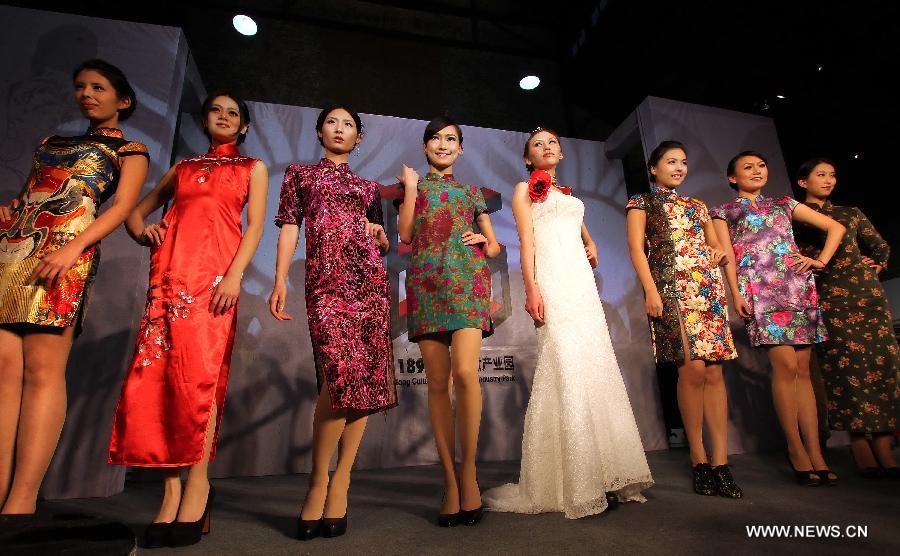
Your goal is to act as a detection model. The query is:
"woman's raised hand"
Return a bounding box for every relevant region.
[398,164,419,190]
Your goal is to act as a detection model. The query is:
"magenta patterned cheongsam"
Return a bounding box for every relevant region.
[275,158,397,413]
[710,195,826,347]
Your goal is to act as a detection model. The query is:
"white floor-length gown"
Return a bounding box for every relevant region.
[483,188,654,519]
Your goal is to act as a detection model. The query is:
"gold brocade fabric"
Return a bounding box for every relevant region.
[0,128,148,330]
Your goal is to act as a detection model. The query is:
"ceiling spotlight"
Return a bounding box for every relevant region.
[776,94,786,100]
[233,14,257,36]
[817,65,824,72]
[519,75,540,90]
[853,153,860,159]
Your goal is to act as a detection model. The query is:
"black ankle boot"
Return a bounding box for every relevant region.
[712,465,743,498]
[692,463,717,496]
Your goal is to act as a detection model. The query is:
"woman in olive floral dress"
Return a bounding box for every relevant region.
[794,158,899,477]
[397,117,500,526]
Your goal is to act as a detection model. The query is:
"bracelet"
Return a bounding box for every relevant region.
[815,258,825,265]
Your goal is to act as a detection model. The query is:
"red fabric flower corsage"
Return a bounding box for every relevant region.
[528,169,571,201]
[528,170,553,202]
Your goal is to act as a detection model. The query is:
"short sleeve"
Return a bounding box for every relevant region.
[117,140,149,159]
[275,166,303,228]
[625,193,646,211]
[472,185,488,217]
[365,182,385,228]
[708,204,726,220]
[694,200,710,225]
[781,196,800,212]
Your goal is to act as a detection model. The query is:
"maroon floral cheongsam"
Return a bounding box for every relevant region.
[276,158,397,413]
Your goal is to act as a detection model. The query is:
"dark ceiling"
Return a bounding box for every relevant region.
[5,0,899,276]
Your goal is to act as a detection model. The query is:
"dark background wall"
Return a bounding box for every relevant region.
[2,0,897,276]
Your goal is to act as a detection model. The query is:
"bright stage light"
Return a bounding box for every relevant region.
[776,94,786,99]
[233,15,258,36]
[519,75,540,90]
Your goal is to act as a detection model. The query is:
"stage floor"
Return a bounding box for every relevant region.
[32,447,900,555]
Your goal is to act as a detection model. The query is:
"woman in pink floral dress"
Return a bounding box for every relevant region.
[626,140,741,498]
[711,150,845,486]
[269,106,395,540]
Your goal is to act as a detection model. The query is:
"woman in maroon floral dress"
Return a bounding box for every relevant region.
[269,106,395,540]
[794,158,899,478]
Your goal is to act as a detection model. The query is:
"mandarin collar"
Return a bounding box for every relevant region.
[736,194,765,205]
[651,184,678,197]
[319,157,351,174]
[206,142,240,158]
[425,172,454,181]
[87,127,124,139]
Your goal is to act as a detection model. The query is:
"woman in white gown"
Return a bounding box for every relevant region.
[483,128,653,519]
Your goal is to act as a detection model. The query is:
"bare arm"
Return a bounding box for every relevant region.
[209,162,269,315]
[125,163,177,245]
[474,213,501,258]
[396,166,418,245]
[581,223,598,269]
[625,208,662,318]
[792,203,846,271]
[28,154,148,288]
[512,181,543,323]
[712,218,751,319]
[269,223,300,321]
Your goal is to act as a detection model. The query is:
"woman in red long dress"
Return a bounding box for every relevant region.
[269,106,395,540]
[108,92,268,548]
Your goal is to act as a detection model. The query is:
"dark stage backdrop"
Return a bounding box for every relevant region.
[1,7,803,499]
[0,6,189,498]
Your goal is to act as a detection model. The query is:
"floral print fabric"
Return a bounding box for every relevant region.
[405,173,492,341]
[794,202,898,433]
[626,186,736,363]
[710,195,826,346]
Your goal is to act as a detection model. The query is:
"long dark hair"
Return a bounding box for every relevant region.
[523,127,562,172]
[201,90,251,145]
[315,105,363,147]
[422,116,463,145]
[72,59,137,121]
[726,150,768,190]
[646,140,686,183]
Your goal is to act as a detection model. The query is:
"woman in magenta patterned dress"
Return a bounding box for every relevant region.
[0,60,148,515]
[711,151,845,486]
[269,106,395,540]
[626,141,742,498]
[396,117,500,527]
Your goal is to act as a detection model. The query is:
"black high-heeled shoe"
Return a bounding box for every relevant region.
[814,469,838,486]
[169,484,215,547]
[297,517,323,540]
[785,452,820,486]
[692,463,718,496]
[143,521,173,548]
[321,513,347,538]
[437,511,460,527]
[459,505,483,526]
[711,464,743,499]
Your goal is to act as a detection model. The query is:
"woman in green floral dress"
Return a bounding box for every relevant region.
[794,158,899,477]
[397,117,501,526]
